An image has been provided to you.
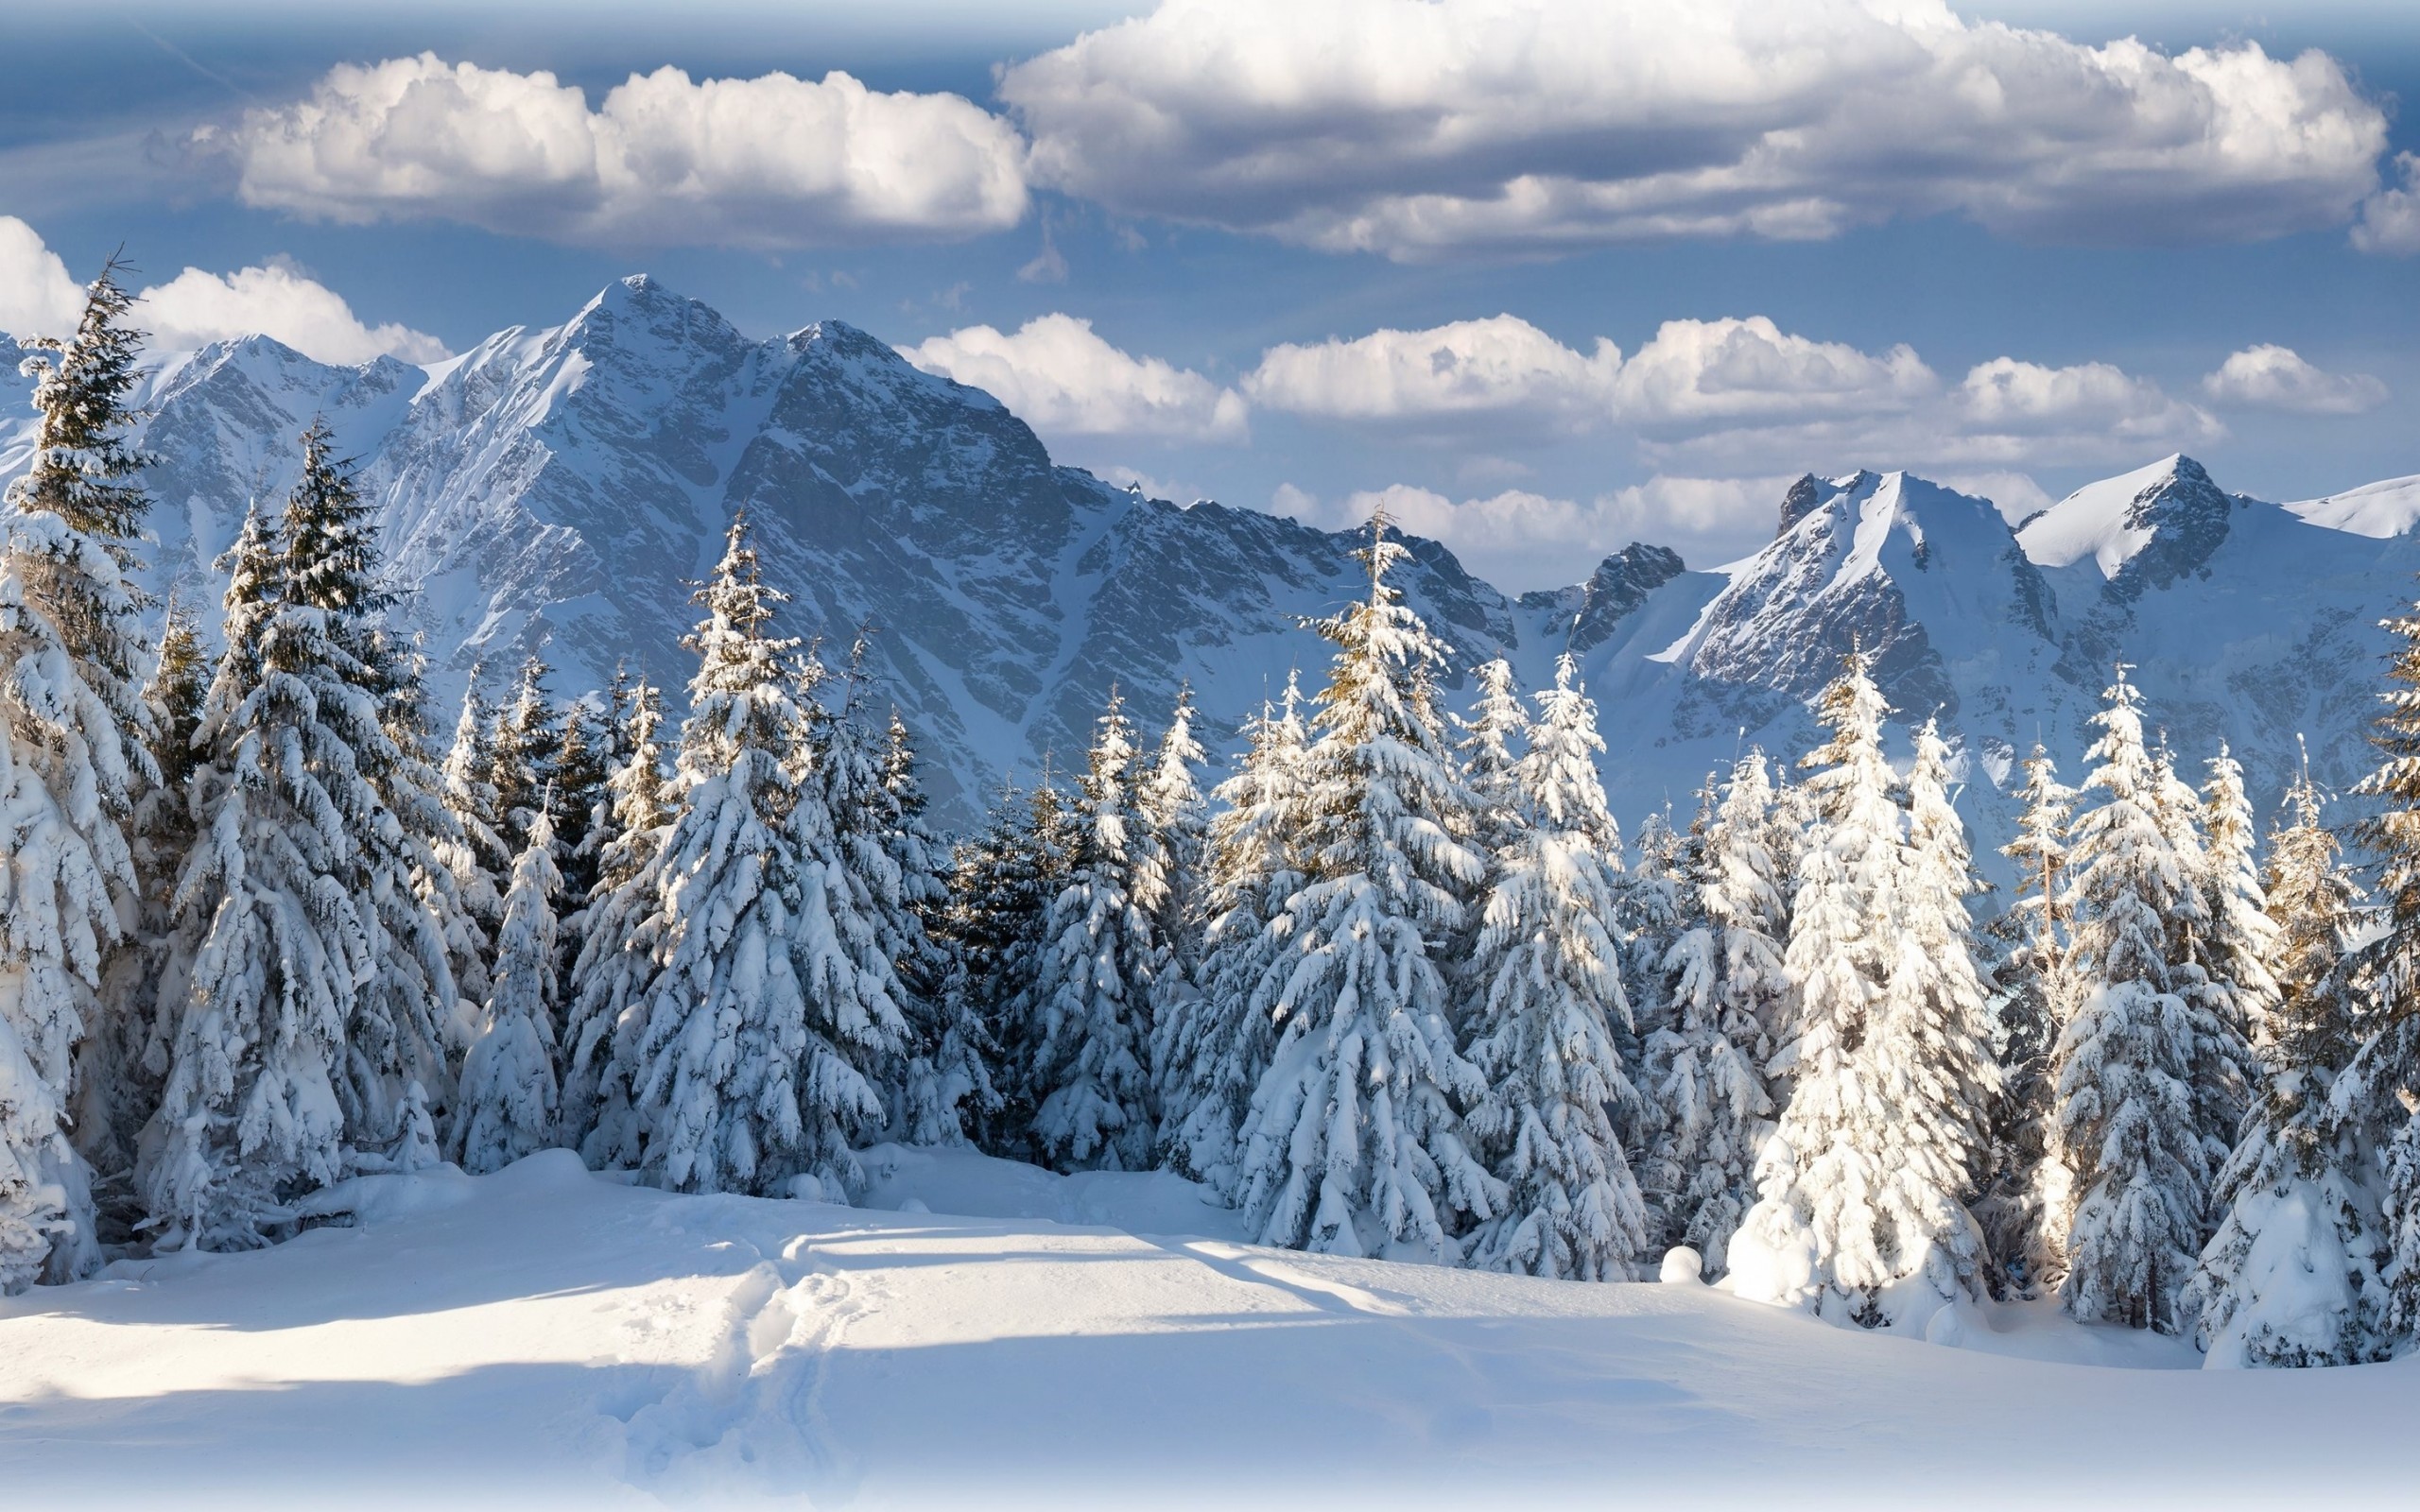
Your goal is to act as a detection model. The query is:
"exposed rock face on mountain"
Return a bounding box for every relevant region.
[8,280,2417,866]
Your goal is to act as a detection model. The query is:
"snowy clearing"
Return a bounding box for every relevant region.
[2,1148,2409,1509]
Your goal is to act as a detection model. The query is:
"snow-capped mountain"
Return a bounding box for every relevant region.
[8,278,2417,858]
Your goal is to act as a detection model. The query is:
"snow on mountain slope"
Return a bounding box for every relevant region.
[2015,454,2204,576]
[1,1151,2407,1508]
[2287,473,2420,539]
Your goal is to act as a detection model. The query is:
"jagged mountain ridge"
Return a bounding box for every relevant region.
[7,281,2418,867]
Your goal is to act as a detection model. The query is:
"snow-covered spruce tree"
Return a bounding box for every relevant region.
[1730,659,1993,1327]
[560,674,674,1167]
[550,695,611,900]
[1615,805,1687,1108]
[1461,654,1648,1280]
[490,656,562,857]
[2344,591,2420,1356]
[1027,691,1163,1173]
[452,810,563,1175]
[79,601,210,1211]
[2203,745,2281,1049]
[1233,519,1497,1260]
[1156,677,1307,1193]
[277,421,458,1154]
[1977,744,2073,1297]
[2187,763,2385,1366]
[882,706,996,1145]
[2,256,160,1285]
[1638,749,1787,1277]
[135,502,369,1249]
[1456,657,1530,855]
[941,776,1068,1158]
[607,520,907,1197]
[438,674,507,988]
[2151,739,2252,1191]
[1137,684,1211,1088]
[2049,667,2209,1333]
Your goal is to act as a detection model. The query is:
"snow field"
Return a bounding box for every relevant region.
[4,1147,2412,1509]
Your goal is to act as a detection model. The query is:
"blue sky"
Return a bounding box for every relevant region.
[6,0,2419,589]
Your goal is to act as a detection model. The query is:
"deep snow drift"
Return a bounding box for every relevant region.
[2,1150,2410,1508]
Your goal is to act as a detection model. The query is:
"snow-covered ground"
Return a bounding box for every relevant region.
[2,1150,2409,1509]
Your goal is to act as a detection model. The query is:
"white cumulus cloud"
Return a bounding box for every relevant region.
[1245,316,1618,430]
[200,55,1028,249]
[2353,152,2420,256]
[1612,317,1936,427]
[137,263,450,365]
[1270,474,1789,589]
[0,217,445,365]
[905,315,1248,442]
[1002,0,2387,260]
[0,216,85,341]
[2200,344,2387,415]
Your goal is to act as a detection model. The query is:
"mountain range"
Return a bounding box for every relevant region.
[8,275,2418,879]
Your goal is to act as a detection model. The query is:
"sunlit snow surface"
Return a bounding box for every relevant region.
[2,1149,2409,1508]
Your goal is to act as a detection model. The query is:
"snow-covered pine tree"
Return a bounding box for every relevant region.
[136,500,370,1248]
[882,707,996,1144]
[940,775,1068,1157]
[1457,658,1530,855]
[1638,749,1786,1277]
[439,676,506,1003]
[1137,684,1211,1095]
[2049,667,2208,1332]
[550,694,613,915]
[1027,691,1163,1172]
[1616,805,1686,1115]
[453,811,562,1175]
[1730,660,1992,1327]
[612,520,907,1197]
[1233,517,1496,1260]
[79,600,210,1213]
[1156,677,1306,1194]
[1462,654,1648,1280]
[276,421,457,1156]
[2151,739,2252,1193]
[2345,591,2420,1357]
[2187,760,2384,1366]
[2,255,160,1285]
[1978,744,2073,1297]
[560,674,673,1166]
[491,656,562,857]
[2203,745,2281,1049]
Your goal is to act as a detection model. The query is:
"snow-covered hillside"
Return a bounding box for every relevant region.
[9,284,2419,850]
[3,1151,2408,1508]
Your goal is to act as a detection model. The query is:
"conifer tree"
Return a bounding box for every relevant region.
[2049,668,2208,1332]
[1233,517,1496,1260]
[278,421,458,1152]
[1978,745,2072,1296]
[1638,750,1786,1276]
[942,775,1070,1157]
[550,695,613,911]
[883,708,996,1144]
[137,501,369,1248]
[440,676,508,977]
[1462,655,1648,1280]
[1156,679,1307,1193]
[1027,691,1163,1172]
[2203,745,2281,1048]
[603,520,907,1197]
[491,656,561,856]
[2151,740,2251,1185]
[79,602,210,1211]
[1137,685,1211,1080]
[1730,661,1993,1327]
[1616,807,1686,1108]
[561,675,673,1166]
[453,811,562,1175]
[2188,763,2384,1366]
[2345,592,2420,1357]
[1457,658,1530,855]
[2,256,159,1284]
